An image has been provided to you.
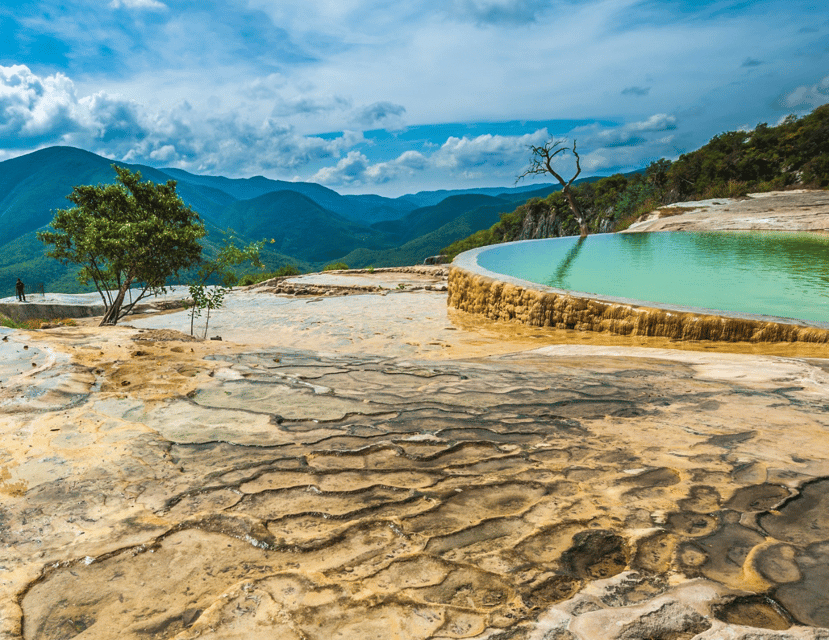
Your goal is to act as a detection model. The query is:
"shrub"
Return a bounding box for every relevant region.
[237,264,302,286]
[0,315,22,329]
[699,180,749,199]
[323,262,349,271]
[274,265,301,277]
[801,155,829,187]
[0,317,78,329]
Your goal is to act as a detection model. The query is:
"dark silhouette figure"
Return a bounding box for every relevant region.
[15,278,25,302]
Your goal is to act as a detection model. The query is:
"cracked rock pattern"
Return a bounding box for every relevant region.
[2,327,829,639]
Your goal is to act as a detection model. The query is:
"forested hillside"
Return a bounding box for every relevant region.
[443,105,829,259]
[0,147,560,293]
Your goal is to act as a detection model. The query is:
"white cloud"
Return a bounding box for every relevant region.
[312,151,370,185]
[109,0,167,10]
[572,113,679,150]
[781,75,829,110]
[581,150,610,172]
[311,130,555,188]
[0,65,81,145]
[0,64,365,178]
[433,130,550,170]
[628,114,677,132]
[353,102,407,129]
[78,92,149,142]
[395,150,429,170]
[149,144,177,162]
[312,149,429,186]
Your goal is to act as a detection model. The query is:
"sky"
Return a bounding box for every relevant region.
[1,0,828,197]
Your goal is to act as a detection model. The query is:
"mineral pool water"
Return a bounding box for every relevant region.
[475,231,829,324]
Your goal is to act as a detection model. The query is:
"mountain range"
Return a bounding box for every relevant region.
[0,146,563,294]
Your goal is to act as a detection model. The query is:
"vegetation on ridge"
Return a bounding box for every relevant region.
[38,166,206,325]
[442,104,829,260]
[0,147,559,292]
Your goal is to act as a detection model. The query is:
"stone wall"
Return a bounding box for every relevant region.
[0,302,106,322]
[448,266,829,343]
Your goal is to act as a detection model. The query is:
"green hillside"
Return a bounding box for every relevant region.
[217,190,392,263]
[162,167,414,224]
[0,232,84,296]
[0,147,116,246]
[340,200,509,267]
[443,105,829,259]
[372,194,508,242]
[2,146,559,291]
[0,139,680,295]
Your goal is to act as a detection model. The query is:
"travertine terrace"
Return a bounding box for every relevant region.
[1,192,829,639]
[448,191,829,344]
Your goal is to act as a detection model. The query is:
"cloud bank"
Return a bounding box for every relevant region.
[1,0,827,193]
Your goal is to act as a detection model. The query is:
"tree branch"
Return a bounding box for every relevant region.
[516,138,588,237]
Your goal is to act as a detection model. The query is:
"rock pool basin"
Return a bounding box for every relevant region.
[450,231,829,342]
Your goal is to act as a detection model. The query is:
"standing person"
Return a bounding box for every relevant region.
[15,278,25,302]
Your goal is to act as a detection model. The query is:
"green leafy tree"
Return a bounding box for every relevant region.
[38,165,206,325]
[645,159,672,189]
[188,234,264,338]
[237,264,302,286]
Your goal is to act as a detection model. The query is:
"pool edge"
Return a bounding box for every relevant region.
[449,244,829,344]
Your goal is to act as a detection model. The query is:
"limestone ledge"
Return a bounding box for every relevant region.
[447,266,829,344]
[254,281,448,297]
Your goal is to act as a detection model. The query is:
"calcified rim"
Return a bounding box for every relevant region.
[453,238,829,331]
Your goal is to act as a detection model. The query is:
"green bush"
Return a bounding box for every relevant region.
[323,262,349,271]
[237,264,302,286]
[0,315,22,329]
[802,155,829,187]
[274,265,302,277]
[699,180,750,199]
[0,316,78,329]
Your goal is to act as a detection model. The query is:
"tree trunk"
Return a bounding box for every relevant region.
[203,305,211,340]
[99,278,132,326]
[563,187,588,237]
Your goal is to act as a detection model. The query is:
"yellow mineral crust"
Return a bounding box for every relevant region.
[447,266,829,343]
[3,254,829,640]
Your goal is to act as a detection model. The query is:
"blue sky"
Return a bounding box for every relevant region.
[1,0,828,196]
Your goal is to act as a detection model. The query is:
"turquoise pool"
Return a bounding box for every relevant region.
[474,232,829,324]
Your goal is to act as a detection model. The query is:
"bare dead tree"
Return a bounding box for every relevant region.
[517,138,587,237]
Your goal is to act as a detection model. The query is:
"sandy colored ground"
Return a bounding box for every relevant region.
[625,189,829,233]
[122,269,829,361]
[1,191,829,639]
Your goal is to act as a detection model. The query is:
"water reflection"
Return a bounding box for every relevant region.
[550,236,587,287]
[615,233,657,279]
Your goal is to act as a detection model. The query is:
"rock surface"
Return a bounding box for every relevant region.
[2,199,829,639]
[447,190,829,343]
[2,314,829,639]
[625,190,829,234]
[0,287,192,322]
[447,265,829,343]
